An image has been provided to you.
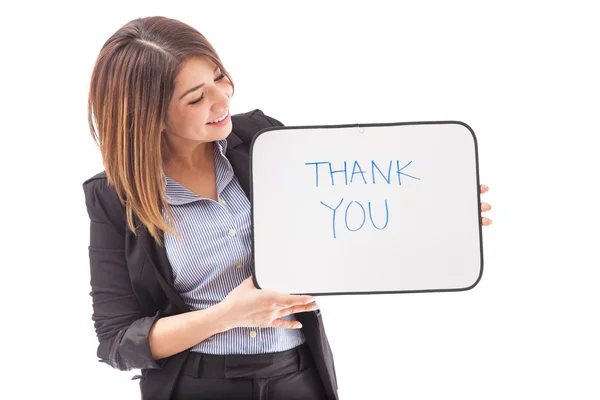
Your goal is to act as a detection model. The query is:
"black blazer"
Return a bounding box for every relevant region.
[82,109,339,400]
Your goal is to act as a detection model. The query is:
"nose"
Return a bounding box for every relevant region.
[212,86,232,111]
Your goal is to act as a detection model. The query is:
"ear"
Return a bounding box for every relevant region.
[162,117,170,133]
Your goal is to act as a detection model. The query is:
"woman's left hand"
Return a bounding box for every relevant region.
[480,184,492,226]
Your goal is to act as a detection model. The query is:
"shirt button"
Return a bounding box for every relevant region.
[228,229,236,237]
[220,199,227,206]
[235,263,243,269]
[249,330,257,338]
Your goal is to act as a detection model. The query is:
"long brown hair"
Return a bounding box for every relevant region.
[87,16,235,247]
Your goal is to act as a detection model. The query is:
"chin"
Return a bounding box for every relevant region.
[207,121,232,141]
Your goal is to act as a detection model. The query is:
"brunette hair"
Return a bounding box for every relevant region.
[87,16,235,247]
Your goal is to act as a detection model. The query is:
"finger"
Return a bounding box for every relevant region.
[271,318,303,329]
[277,302,319,318]
[480,184,489,194]
[480,202,492,212]
[275,294,315,308]
[482,216,493,226]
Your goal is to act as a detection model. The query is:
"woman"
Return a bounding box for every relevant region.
[83,16,493,400]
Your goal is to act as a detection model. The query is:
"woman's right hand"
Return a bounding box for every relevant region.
[216,276,319,331]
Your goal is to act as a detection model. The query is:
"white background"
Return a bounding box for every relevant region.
[1,1,598,399]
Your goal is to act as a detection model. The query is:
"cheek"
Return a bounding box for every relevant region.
[191,110,214,135]
[188,106,208,119]
[180,108,209,127]
[167,106,211,136]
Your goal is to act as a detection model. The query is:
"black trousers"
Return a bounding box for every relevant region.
[171,343,328,400]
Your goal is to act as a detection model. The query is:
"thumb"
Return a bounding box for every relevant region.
[244,276,257,288]
[272,318,303,329]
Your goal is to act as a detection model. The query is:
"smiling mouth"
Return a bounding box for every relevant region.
[207,110,230,125]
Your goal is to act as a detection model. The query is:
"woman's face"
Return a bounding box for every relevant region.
[163,56,233,144]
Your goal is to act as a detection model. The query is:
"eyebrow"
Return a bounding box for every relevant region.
[178,65,220,101]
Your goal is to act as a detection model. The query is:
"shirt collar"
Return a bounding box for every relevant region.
[215,138,228,154]
[162,139,229,206]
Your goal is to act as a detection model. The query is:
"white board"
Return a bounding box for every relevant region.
[250,121,483,295]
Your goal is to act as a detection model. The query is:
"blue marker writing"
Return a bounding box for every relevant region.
[304,161,330,187]
[321,198,390,238]
[320,198,345,239]
[396,160,420,185]
[344,201,366,232]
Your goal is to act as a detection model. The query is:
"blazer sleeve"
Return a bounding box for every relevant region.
[83,177,163,371]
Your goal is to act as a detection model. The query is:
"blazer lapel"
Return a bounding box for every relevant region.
[135,214,190,314]
[225,131,251,198]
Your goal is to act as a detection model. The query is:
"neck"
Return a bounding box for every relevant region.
[162,141,214,175]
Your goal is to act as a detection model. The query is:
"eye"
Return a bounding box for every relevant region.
[189,94,203,105]
[189,74,227,105]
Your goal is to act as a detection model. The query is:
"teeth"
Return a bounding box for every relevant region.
[209,111,228,124]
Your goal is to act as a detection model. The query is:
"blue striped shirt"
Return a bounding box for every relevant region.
[161,139,305,354]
